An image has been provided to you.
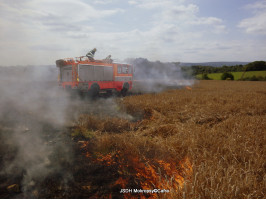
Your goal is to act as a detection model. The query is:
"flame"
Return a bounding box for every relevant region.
[79,142,193,198]
[115,177,128,188]
[78,141,89,148]
[134,157,193,198]
[96,153,116,166]
[186,86,192,90]
[115,177,132,198]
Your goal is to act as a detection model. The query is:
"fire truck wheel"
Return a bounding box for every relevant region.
[106,90,113,97]
[121,82,129,97]
[90,83,100,97]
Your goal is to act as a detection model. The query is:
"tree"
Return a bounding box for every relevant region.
[202,73,212,80]
[221,72,234,80]
[245,61,266,71]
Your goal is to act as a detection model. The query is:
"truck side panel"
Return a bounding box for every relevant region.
[78,64,113,81]
[94,66,104,81]
[79,65,94,81]
[61,66,72,82]
[103,66,113,81]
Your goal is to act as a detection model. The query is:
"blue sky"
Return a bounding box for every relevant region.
[0,0,265,65]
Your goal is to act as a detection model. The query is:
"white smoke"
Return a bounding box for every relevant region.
[0,65,74,197]
[125,58,194,93]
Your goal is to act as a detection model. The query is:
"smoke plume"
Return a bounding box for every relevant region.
[126,58,194,93]
[0,65,74,197]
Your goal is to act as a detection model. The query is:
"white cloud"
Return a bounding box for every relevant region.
[138,1,226,34]
[192,17,223,25]
[93,0,119,4]
[160,4,198,23]
[0,0,264,65]
[0,0,125,65]
[245,0,266,10]
[128,0,138,5]
[131,0,174,9]
[0,0,124,31]
[238,0,266,35]
[0,0,225,63]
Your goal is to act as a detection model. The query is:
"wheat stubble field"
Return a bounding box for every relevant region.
[74,80,265,198]
[0,80,265,198]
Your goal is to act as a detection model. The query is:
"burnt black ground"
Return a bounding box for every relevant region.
[0,93,139,199]
[0,118,125,199]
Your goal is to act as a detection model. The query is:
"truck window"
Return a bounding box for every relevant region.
[118,64,132,74]
[122,65,129,74]
[118,66,122,74]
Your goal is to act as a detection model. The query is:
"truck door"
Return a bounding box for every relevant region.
[61,65,72,82]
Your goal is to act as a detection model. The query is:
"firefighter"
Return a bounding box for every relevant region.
[86,48,97,60]
[104,55,113,63]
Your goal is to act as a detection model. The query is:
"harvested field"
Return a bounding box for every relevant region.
[0,80,265,198]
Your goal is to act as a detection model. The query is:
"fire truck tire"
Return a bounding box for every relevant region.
[106,90,113,97]
[90,83,100,97]
[121,82,129,97]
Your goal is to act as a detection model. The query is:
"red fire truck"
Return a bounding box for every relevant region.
[56,49,133,96]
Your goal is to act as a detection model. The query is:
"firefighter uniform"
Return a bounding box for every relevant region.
[86,48,97,60]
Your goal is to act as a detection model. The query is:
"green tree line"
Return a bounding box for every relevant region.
[182,61,266,76]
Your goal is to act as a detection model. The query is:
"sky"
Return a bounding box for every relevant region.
[0,0,266,65]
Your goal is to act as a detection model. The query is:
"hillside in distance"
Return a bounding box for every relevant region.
[180,61,250,67]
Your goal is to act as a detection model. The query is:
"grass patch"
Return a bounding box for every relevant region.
[197,70,266,80]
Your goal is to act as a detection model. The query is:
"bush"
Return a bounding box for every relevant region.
[202,73,212,80]
[241,76,266,81]
[250,75,259,81]
[221,72,234,80]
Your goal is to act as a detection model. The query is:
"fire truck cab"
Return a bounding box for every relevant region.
[56,51,133,97]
